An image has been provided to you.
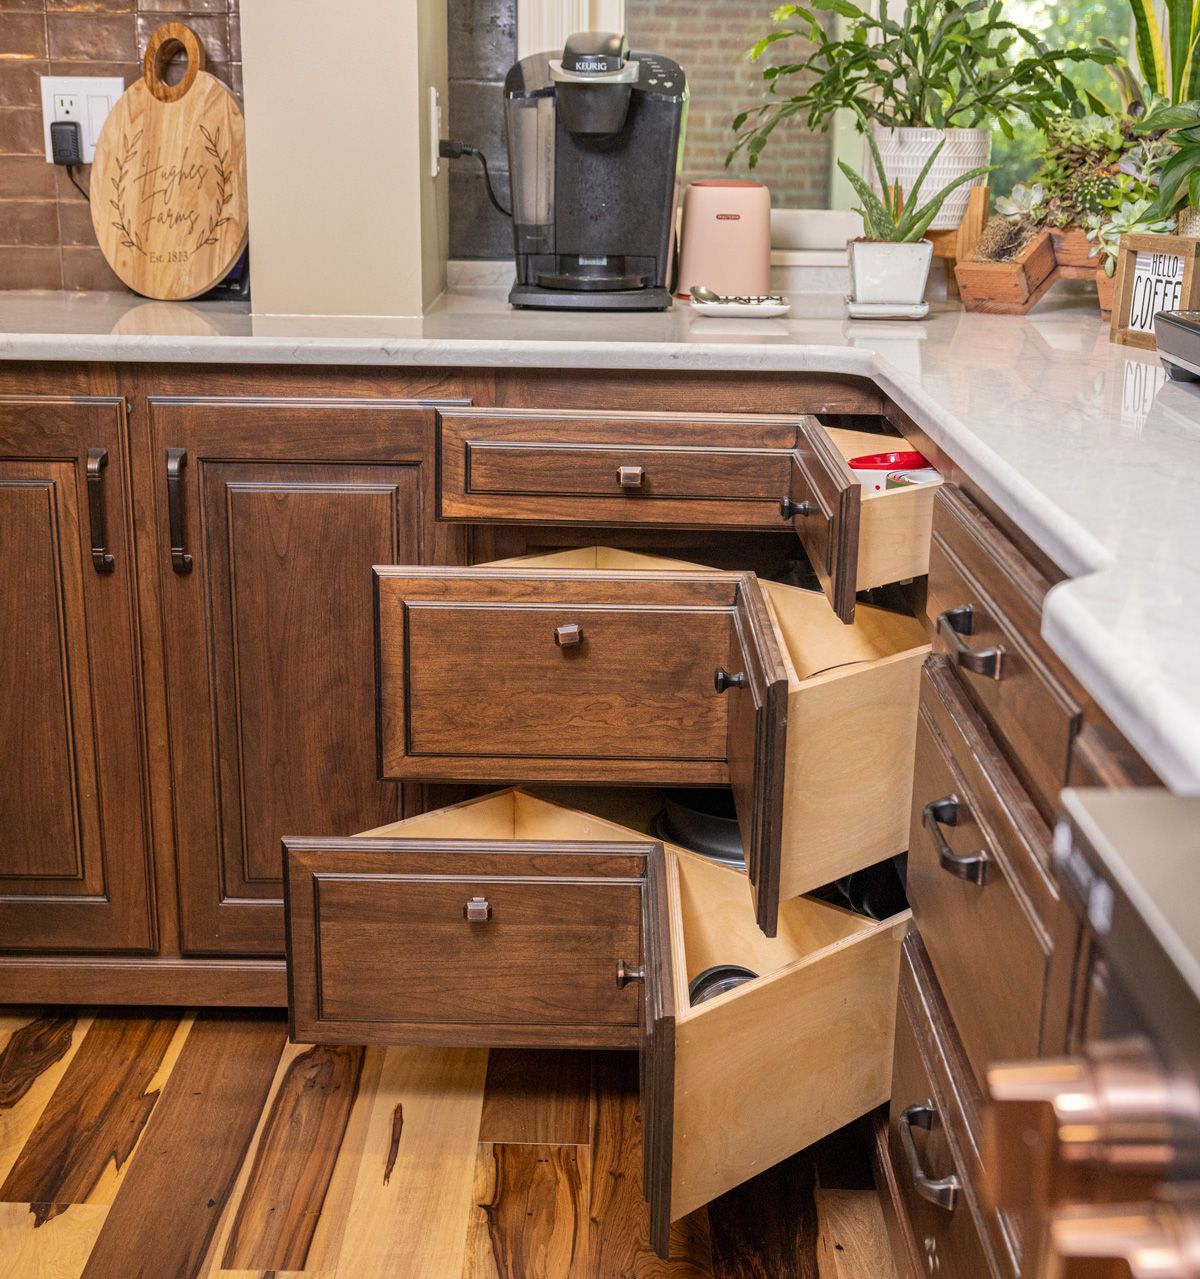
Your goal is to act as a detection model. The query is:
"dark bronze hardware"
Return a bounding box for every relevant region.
[86,447,115,573]
[938,605,1005,681]
[779,496,817,520]
[166,448,192,575]
[923,794,989,885]
[617,465,645,489]
[554,623,584,648]
[714,667,747,694]
[899,1101,959,1211]
[463,896,492,922]
[616,960,645,987]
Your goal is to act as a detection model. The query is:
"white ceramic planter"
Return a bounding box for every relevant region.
[847,239,933,305]
[870,126,991,230]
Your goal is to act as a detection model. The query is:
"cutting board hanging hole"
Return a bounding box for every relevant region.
[143,23,206,104]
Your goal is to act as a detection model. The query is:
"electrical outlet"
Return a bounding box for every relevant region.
[40,75,126,164]
[429,86,442,179]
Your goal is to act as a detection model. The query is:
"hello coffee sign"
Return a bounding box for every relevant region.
[1110,233,1200,351]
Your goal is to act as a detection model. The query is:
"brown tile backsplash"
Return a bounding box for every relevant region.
[0,0,239,289]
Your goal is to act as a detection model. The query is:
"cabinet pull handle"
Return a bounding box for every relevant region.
[899,1101,959,1212]
[714,667,747,694]
[463,896,492,923]
[86,447,115,573]
[166,448,193,575]
[617,465,645,489]
[616,960,645,987]
[779,496,817,520]
[554,623,584,648]
[937,605,1005,681]
[922,795,989,886]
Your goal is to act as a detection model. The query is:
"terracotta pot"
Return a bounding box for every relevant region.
[956,230,1056,313]
[1096,267,1116,318]
[1050,227,1096,268]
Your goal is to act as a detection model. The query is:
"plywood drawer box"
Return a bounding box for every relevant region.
[374,547,929,935]
[283,787,909,1259]
[436,408,797,528]
[782,421,942,622]
[908,656,1055,1090]
[887,934,1010,1279]
[927,485,1081,821]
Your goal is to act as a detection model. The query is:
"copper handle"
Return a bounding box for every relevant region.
[617,465,645,489]
[166,448,192,575]
[463,896,492,923]
[554,623,584,648]
[923,795,989,885]
[86,447,115,573]
[616,960,645,987]
[899,1102,960,1212]
[938,605,1006,681]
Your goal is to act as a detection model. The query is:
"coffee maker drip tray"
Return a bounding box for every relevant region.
[535,255,649,292]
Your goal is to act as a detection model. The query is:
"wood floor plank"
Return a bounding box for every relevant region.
[479,1050,594,1146]
[0,1013,92,1187]
[464,1143,590,1279]
[330,1046,487,1279]
[707,1150,820,1279]
[78,1012,289,1279]
[588,1052,712,1278]
[815,1189,899,1279]
[0,1013,183,1221]
[0,1201,108,1279]
[220,1044,365,1271]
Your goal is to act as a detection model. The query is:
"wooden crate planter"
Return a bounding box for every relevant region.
[1050,227,1096,269]
[956,230,1056,313]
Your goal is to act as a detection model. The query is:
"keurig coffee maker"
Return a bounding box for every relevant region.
[504,32,687,310]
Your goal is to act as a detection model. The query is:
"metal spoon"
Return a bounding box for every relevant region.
[689,284,786,306]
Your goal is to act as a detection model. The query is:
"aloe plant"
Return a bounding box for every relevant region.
[839,127,993,242]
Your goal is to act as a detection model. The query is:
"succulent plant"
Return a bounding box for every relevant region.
[1084,198,1176,276]
[995,182,1045,220]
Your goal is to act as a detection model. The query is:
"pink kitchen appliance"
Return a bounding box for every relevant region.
[676,179,771,300]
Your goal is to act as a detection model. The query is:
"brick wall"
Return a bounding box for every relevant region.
[0,0,242,290]
[627,0,830,208]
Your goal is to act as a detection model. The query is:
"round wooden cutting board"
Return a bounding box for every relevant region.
[91,23,248,300]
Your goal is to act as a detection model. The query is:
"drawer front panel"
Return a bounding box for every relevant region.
[438,409,797,526]
[928,488,1080,820]
[403,602,730,761]
[909,659,1051,1087]
[285,838,647,1047]
[890,940,1004,1279]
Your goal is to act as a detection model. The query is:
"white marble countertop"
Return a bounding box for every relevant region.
[2,286,1198,793]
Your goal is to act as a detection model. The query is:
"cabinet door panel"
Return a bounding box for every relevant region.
[152,401,433,955]
[0,399,154,952]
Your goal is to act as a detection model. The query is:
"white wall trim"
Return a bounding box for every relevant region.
[517,0,625,59]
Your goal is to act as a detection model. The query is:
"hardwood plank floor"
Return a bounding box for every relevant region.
[0,1008,899,1279]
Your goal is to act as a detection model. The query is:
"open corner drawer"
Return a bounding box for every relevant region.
[283,787,910,1257]
[784,421,943,622]
[374,546,929,935]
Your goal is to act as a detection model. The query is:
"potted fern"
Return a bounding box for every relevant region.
[841,129,992,310]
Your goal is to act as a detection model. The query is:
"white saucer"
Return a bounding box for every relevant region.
[845,300,929,319]
[688,297,791,318]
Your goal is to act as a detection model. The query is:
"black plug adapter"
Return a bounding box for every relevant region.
[50,120,83,166]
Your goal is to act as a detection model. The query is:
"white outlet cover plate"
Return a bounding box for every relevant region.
[40,75,127,164]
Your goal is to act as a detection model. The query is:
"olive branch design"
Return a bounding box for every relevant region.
[195,124,233,252]
[109,130,146,255]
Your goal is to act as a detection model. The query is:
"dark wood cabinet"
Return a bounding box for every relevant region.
[0,396,155,952]
[148,399,438,955]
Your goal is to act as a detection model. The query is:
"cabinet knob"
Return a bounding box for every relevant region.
[985,1038,1200,1213]
[714,667,747,694]
[616,960,645,987]
[617,465,645,489]
[1044,1200,1200,1279]
[463,896,492,923]
[780,496,817,520]
[554,623,584,648]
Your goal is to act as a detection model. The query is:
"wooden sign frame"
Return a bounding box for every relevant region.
[1110,232,1200,350]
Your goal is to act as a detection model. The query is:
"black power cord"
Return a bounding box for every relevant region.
[65,164,90,201]
[439,140,511,218]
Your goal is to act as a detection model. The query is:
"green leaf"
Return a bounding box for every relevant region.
[838,159,897,237]
[1129,0,1168,95]
[896,164,994,241]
